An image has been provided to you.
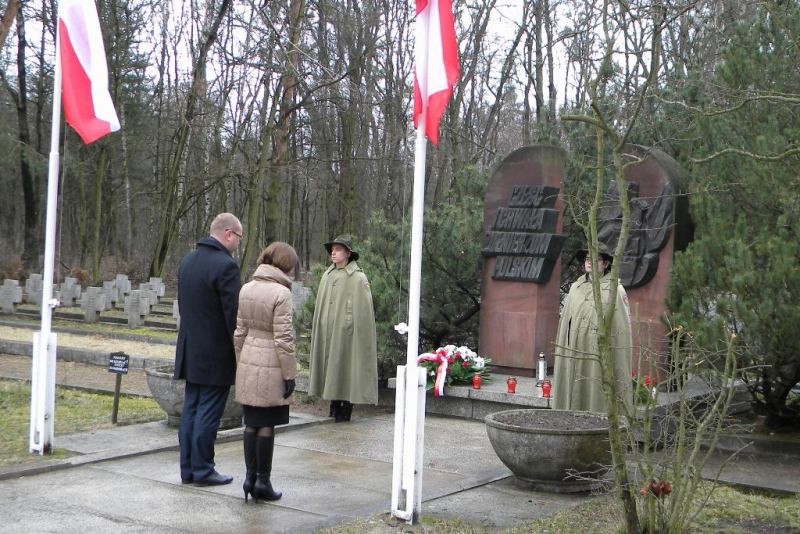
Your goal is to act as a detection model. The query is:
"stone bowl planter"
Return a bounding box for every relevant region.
[145,364,242,429]
[485,409,612,493]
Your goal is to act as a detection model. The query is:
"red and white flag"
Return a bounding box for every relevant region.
[413,0,459,146]
[58,0,120,144]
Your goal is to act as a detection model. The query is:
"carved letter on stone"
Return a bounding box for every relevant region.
[482,185,564,284]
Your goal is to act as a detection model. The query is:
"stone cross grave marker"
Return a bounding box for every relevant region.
[25,274,43,307]
[80,287,107,322]
[0,279,23,314]
[172,299,180,330]
[124,290,150,328]
[148,277,166,298]
[102,281,117,310]
[138,283,158,310]
[291,281,311,314]
[115,274,131,298]
[59,277,82,306]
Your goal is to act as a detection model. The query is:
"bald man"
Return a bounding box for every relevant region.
[175,213,244,486]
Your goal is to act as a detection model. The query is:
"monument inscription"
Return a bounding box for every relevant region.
[482,185,564,284]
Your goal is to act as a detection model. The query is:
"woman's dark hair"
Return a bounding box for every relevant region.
[257,241,299,275]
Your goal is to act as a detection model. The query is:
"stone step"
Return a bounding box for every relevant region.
[388,373,551,421]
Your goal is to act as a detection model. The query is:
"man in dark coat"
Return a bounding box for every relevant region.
[175,212,243,486]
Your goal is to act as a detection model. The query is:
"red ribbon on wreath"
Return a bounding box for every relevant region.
[417,352,449,397]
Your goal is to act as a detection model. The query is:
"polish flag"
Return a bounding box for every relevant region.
[58,0,120,144]
[413,0,459,146]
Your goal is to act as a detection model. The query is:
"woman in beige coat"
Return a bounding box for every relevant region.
[234,242,298,503]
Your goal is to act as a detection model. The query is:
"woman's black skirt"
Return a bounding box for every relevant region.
[242,404,290,427]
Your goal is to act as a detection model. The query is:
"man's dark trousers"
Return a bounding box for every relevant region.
[179,382,231,481]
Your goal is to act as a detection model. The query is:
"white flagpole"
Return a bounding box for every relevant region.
[30,17,63,454]
[391,4,430,523]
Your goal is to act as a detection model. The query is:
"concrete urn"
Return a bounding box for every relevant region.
[145,364,242,429]
[485,409,612,493]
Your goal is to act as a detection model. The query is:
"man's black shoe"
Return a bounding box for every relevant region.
[194,471,234,486]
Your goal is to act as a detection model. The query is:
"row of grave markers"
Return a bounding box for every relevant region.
[0,275,179,328]
[2,275,312,330]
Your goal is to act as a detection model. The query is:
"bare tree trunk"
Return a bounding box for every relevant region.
[544,0,557,123]
[0,0,19,54]
[149,0,232,277]
[75,164,88,266]
[534,0,544,122]
[119,102,132,257]
[91,147,109,284]
[7,8,40,270]
[267,0,307,243]
[239,78,279,274]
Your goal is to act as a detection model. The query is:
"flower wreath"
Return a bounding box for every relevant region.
[417,345,491,396]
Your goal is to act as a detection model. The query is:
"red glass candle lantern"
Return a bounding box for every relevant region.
[541,379,552,399]
[506,376,517,394]
[472,374,482,389]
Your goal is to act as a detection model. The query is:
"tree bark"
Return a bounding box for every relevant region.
[149,0,233,277]
[8,8,40,270]
[0,0,19,54]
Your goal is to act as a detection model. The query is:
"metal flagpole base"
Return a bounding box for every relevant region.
[390,365,428,523]
[30,332,57,454]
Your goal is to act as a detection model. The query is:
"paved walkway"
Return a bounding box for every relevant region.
[1,325,799,532]
[0,394,595,532]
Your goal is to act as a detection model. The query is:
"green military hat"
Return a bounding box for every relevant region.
[324,234,359,261]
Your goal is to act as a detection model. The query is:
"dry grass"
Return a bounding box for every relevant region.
[0,379,164,468]
[0,323,176,359]
[318,483,800,533]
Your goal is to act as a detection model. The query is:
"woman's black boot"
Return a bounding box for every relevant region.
[254,435,282,501]
[242,430,257,502]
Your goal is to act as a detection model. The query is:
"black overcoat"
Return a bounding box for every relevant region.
[174,237,241,386]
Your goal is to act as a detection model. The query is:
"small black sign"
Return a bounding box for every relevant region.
[108,352,130,374]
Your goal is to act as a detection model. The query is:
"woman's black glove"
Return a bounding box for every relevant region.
[283,379,296,399]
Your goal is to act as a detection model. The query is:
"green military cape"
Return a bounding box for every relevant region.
[552,272,633,413]
[308,261,379,404]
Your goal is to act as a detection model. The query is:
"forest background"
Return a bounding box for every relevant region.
[1,0,798,422]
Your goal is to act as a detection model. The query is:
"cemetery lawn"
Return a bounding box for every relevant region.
[0,379,164,468]
[319,483,800,533]
[2,313,178,342]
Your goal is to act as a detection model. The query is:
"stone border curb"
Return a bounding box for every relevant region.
[0,414,330,482]
[0,338,171,370]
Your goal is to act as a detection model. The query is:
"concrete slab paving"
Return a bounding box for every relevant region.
[2,330,798,532]
[0,465,324,533]
[276,414,509,480]
[424,477,591,529]
[0,413,517,533]
[702,451,800,494]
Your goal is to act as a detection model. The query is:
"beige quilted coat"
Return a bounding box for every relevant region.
[233,264,297,408]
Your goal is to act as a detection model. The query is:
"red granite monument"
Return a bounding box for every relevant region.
[479,145,690,379]
[597,146,692,380]
[478,146,566,376]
